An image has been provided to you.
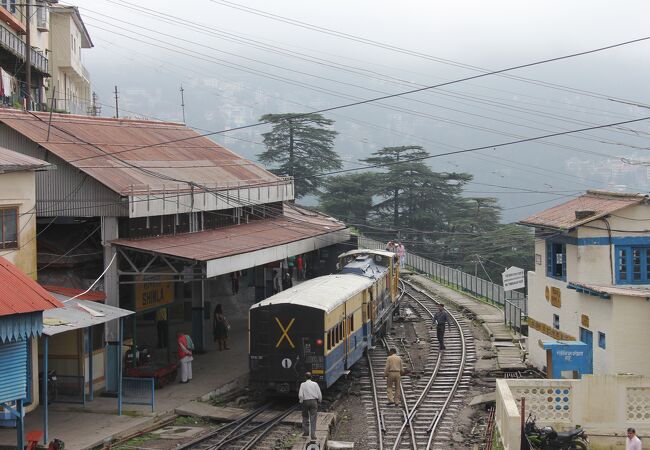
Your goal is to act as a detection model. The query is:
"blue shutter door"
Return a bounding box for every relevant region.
[0,339,28,403]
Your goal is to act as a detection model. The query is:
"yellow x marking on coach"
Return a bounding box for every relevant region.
[275,317,296,348]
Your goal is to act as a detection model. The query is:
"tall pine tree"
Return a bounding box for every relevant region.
[258,113,341,198]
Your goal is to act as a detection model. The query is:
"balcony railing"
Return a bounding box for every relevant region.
[0,21,48,74]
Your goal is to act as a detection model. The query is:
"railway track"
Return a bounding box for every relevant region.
[177,403,299,450]
[361,279,476,450]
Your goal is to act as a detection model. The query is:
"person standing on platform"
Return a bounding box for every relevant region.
[176,331,193,383]
[296,255,304,280]
[273,269,282,294]
[298,372,322,441]
[397,242,406,267]
[627,428,642,450]
[384,348,403,407]
[231,270,242,295]
[213,304,230,350]
[156,307,168,349]
[433,304,452,350]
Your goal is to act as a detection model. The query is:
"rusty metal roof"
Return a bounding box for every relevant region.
[111,204,347,262]
[0,256,63,316]
[42,285,106,302]
[0,146,51,173]
[0,109,280,195]
[518,190,648,230]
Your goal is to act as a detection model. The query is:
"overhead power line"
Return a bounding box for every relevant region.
[63,34,650,163]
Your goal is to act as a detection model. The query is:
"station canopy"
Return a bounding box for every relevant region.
[111,204,349,278]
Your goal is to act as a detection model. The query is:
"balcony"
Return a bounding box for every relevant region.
[0,21,48,74]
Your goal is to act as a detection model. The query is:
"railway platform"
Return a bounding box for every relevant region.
[408,274,527,371]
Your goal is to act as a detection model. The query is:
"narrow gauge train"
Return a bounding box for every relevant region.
[249,249,399,394]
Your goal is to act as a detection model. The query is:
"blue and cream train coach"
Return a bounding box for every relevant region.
[249,250,399,393]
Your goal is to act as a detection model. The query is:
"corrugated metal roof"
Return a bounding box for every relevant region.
[111,204,347,262]
[0,146,51,172]
[42,300,133,336]
[568,281,650,298]
[251,274,373,313]
[42,285,106,302]
[0,110,281,195]
[0,257,63,316]
[518,190,647,230]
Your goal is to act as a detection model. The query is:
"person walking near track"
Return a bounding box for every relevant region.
[299,372,322,441]
[433,304,452,350]
[384,348,404,407]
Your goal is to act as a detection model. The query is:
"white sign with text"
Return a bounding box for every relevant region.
[502,266,525,291]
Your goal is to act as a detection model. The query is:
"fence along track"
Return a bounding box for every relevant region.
[177,403,298,450]
[362,280,475,450]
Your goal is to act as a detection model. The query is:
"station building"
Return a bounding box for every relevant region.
[0,109,350,392]
[519,190,650,377]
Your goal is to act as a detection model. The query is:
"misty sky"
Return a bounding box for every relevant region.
[68,0,650,221]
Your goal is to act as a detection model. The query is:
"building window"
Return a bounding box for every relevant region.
[546,241,566,280]
[0,207,18,249]
[553,314,560,330]
[598,332,606,349]
[616,245,650,284]
[1,0,16,14]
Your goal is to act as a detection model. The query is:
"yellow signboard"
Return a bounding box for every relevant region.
[550,287,562,308]
[135,276,174,311]
[581,314,590,328]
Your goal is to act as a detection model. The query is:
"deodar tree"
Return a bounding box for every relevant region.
[258,113,341,198]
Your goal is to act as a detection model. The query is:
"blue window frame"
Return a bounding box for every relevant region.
[616,246,650,284]
[546,241,566,281]
[598,332,606,349]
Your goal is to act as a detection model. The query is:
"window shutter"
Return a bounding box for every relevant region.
[562,245,567,280]
[546,241,552,277]
[0,339,28,403]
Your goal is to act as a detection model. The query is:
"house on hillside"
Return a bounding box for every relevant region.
[519,190,650,377]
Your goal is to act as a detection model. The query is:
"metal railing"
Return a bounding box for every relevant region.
[359,235,528,331]
[122,377,155,412]
[0,21,48,73]
[52,375,86,405]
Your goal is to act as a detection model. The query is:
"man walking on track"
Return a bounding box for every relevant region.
[384,348,404,407]
[433,304,452,350]
[299,372,322,441]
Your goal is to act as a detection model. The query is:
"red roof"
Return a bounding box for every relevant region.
[41,285,106,302]
[0,257,63,316]
[0,109,282,195]
[111,204,347,262]
[518,190,648,230]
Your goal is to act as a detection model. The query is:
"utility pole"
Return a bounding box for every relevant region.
[114,85,119,118]
[179,85,186,123]
[25,0,31,110]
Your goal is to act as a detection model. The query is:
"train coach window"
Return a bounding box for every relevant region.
[327,331,332,350]
[350,316,354,332]
[337,323,342,342]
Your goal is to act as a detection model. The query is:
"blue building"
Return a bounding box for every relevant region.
[0,256,62,448]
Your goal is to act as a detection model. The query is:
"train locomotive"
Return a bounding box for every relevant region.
[249,249,400,394]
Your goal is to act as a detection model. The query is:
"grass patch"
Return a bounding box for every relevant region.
[111,432,157,450]
[174,415,213,427]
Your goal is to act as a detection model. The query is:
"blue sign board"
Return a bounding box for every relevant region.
[543,341,592,379]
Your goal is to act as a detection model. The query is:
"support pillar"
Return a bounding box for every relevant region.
[88,327,93,401]
[191,265,205,353]
[42,336,48,444]
[16,399,23,450]
[102,216,120,392]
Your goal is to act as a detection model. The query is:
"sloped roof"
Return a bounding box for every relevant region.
[0,146,51,173]
[568,281,650,298]
[0,257,63,316]
[43,285,106,302]
[0,109,281,196]
[111,204,347,262]
[43,300,133,336]
[518,190,647,230]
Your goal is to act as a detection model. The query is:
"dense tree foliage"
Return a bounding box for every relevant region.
[258,113,341,198]
[319,145,533,282]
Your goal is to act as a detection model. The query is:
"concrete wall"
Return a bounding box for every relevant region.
[0,170,37,277]
[496,375,650,450]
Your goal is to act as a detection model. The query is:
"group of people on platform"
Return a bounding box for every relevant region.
[385,240,407,266]
[273,254,307,294]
